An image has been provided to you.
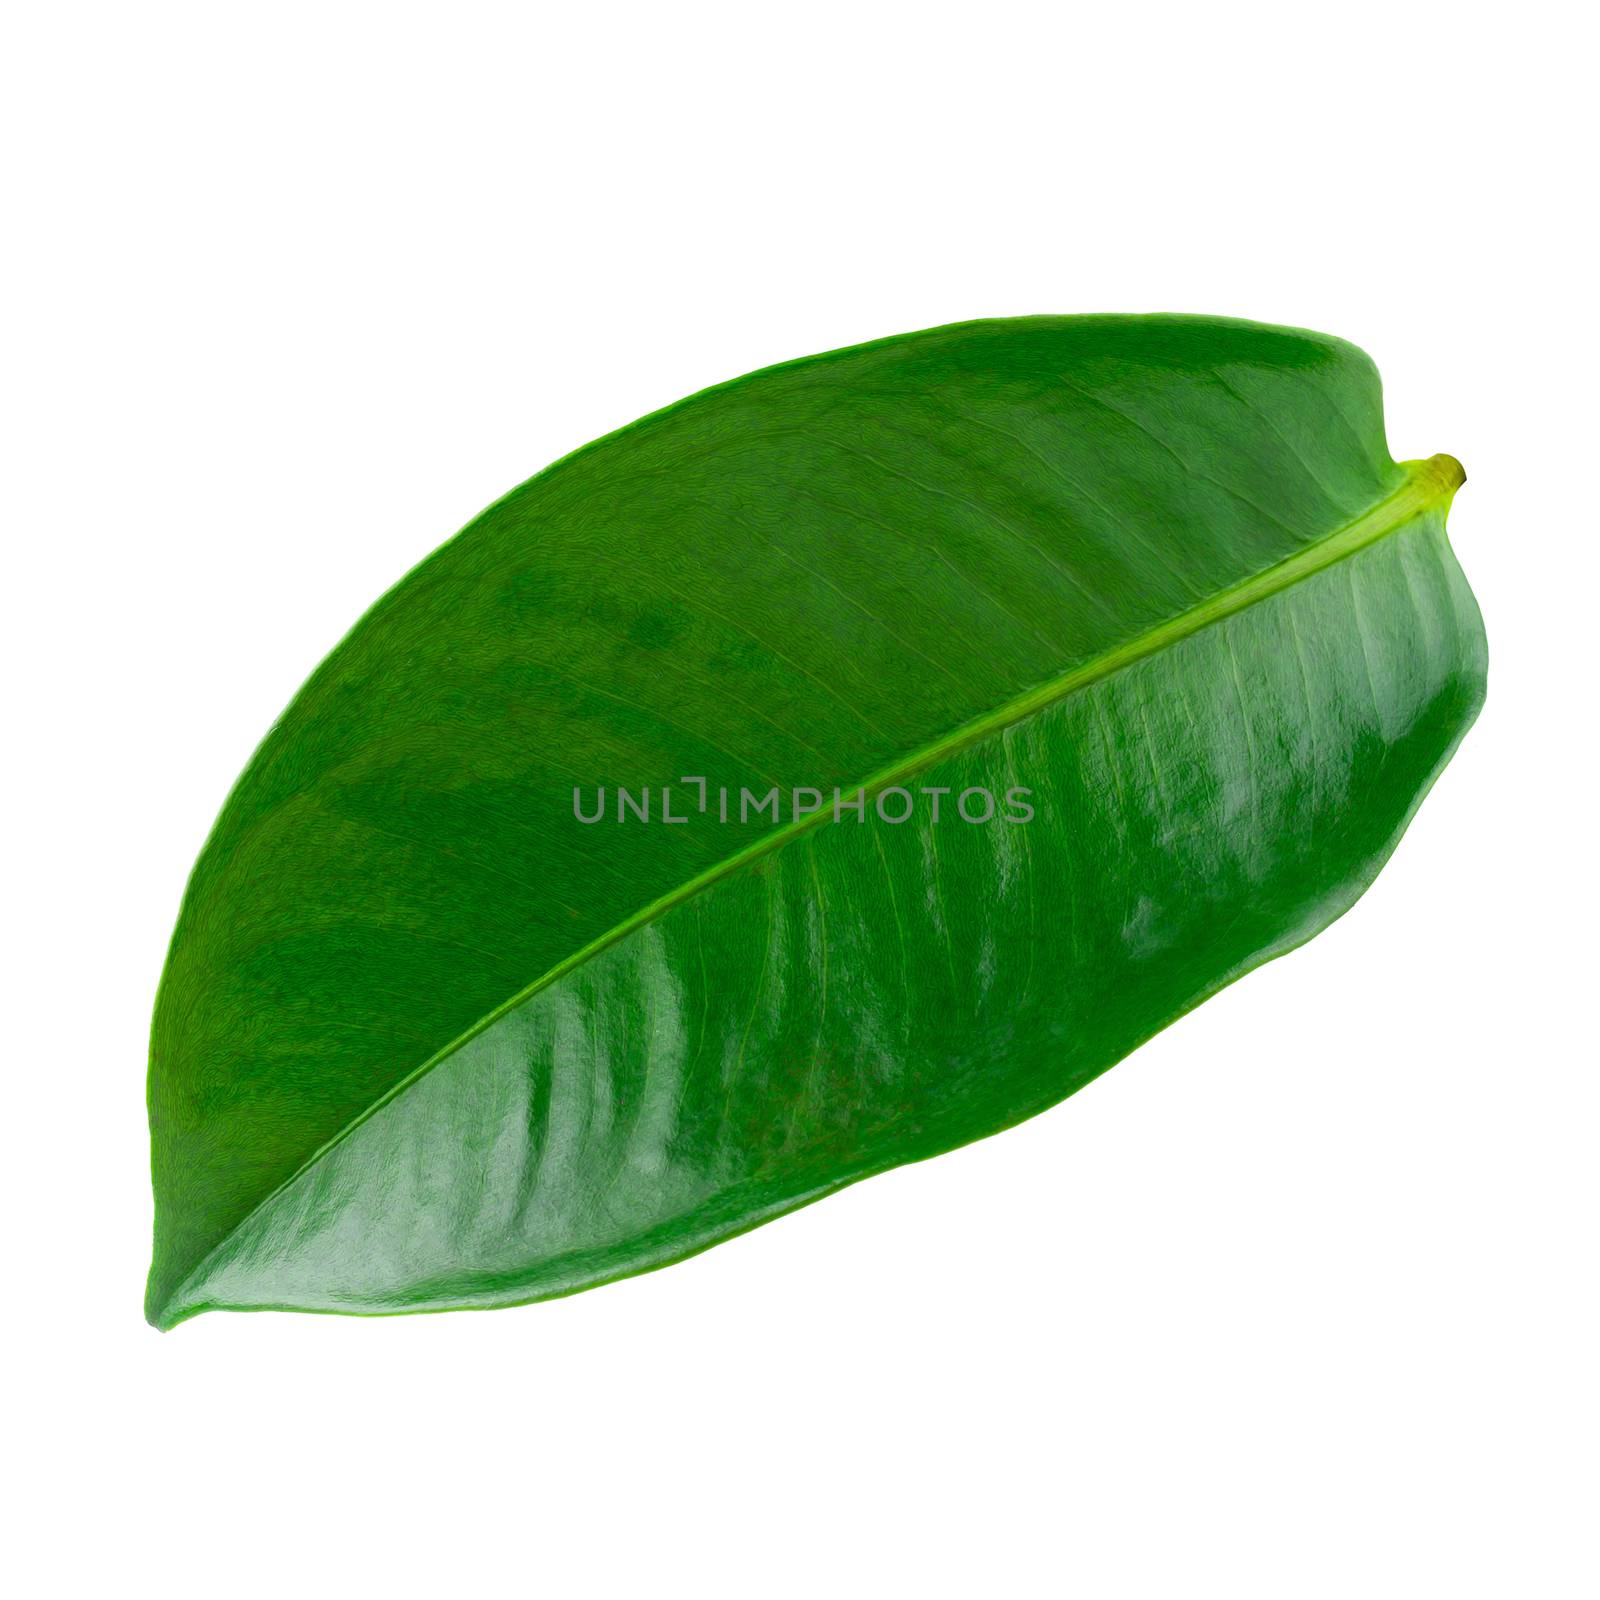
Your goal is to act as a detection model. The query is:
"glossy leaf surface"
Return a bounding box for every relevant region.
[147,315,1486,1326]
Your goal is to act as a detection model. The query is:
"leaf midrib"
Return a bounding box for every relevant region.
[159,451,1463,1320]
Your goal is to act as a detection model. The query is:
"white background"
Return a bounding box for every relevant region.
[4,3,1594,1595]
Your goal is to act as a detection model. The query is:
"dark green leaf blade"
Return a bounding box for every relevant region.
[147,315,1485,1326]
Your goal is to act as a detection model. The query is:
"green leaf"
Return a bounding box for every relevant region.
[146,315,1486,1327]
